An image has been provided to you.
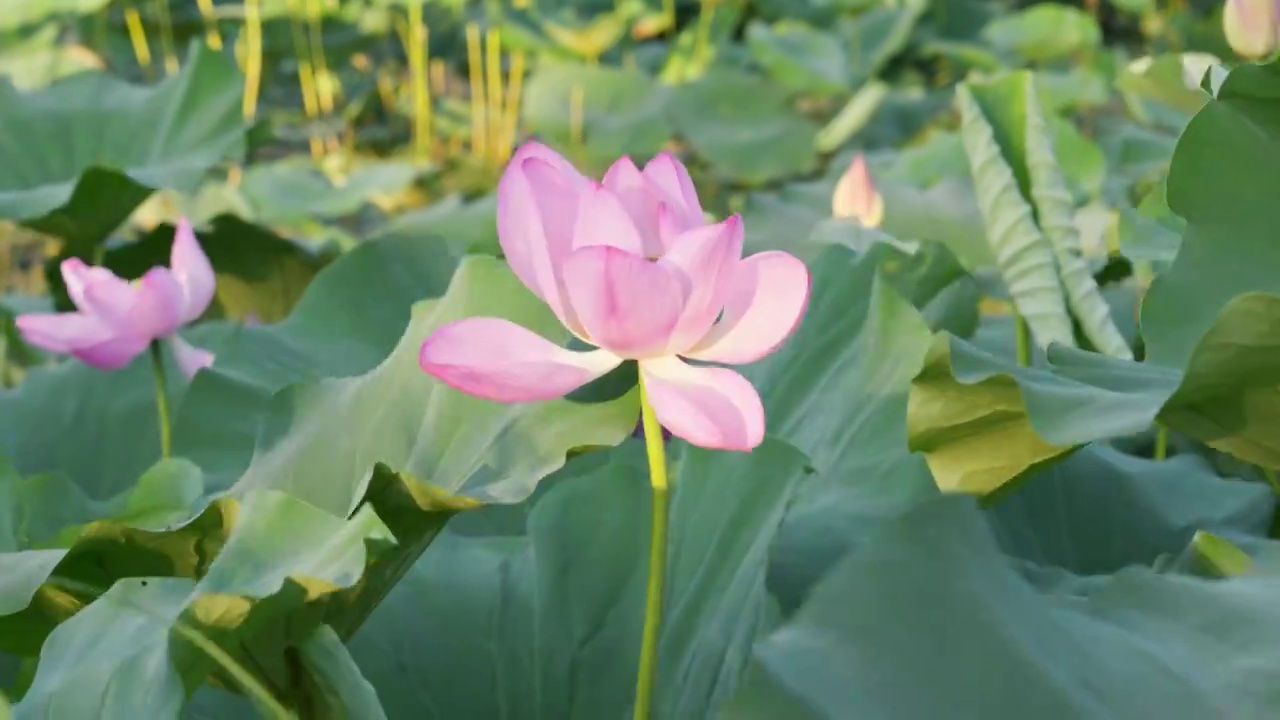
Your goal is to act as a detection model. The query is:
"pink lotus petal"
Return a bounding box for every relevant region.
[639,356,764,451]
[658,215,744,353]
[110,267,186,339]
[15,311,115,354]
[832,154,884,228]
[496,155,580,327]
[571,182,646,256]
[510,141,590,189]
[602,156,664,258]
[642,152,703,229]
[171,218,216,324]
[420,316,622,402]
[73,332,154,370]
[170,335,216,379]
[60,257,132,321]
[686,251,810,365]
[560,245,688,358]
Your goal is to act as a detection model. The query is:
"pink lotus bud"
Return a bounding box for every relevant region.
[1224,0,1280,59]
[832,154,885,228]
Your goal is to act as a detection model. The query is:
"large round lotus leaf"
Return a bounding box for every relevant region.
[667,68,818,185]
[522,60,672,173]
[0,42,244,256]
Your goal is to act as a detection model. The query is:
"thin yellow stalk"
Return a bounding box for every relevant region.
[242,0,263,122]
[485,28,504,167]
[286,0,323,159]
[123,4,154,80]
[407,3,431,162]
[465,23,487,161]
[499,51,526,163]
[305,0,341,153]
[429,58,447,97]
[196,0,223,49]
[153,0,179,76]
[306,0,336,115]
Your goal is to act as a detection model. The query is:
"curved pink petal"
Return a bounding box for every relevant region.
[171,218,216,324]
[571,182,645,256]
[73,332,153,370]
[510,141,590,188]
[15,311,115,353]
[170,335,216,379]
[639,356,764,451]
[496,151,584,326]
[420,317,622,402]
[60,258,132,320]
[111,267,186,339]
[658,215,744,354]
[602,156,664,258]
[642,152,703,228]
[560,245,688,358]
[686,251,810,365]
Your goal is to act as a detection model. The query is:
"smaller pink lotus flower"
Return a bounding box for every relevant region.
[420,143,810,451]
[832,154,884,228]
[16,219,217,378]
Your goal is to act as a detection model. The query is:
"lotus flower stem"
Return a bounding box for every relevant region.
[486,28,505,168]
[149,340,172,460]
[1014,313,1030,367]
[196,0,224,50]
[633,375,669,720]
[153,0,179,76]
[286,0,324,160]
[1153,424,1169,462]
[122,4,154,80]
[407,2,432,162]
[500,51,527,164]
[466,23,487,161]
[306,0,337,124]
[242,0,264,122]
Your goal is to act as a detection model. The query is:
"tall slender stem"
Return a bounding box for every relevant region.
[149,340,172,459]
[1153,424,1169,461]
[633,375,669,720]
[1014,313,1031,367]
[242,0,264,122]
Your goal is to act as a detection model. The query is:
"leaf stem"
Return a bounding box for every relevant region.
[1014,312,1031,367]
[149,340,172,460]
[1153,424,1168,461]
[633,375,669,720]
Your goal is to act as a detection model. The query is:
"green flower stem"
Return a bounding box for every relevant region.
[149,340,172,459]
[1153,424,1169,461]
[633,374,670,720]
[1015,313,1031,368]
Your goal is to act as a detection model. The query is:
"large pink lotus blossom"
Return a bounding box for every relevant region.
[16,219,217,378]
[420,143,810,451]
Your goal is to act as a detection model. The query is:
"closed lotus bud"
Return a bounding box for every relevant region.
[832,154,885,228]
[1224,0,1280,59]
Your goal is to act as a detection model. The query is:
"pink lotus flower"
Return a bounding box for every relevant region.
[419,143,810,451]
[16,219,217,378]
[832,154,884,228]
